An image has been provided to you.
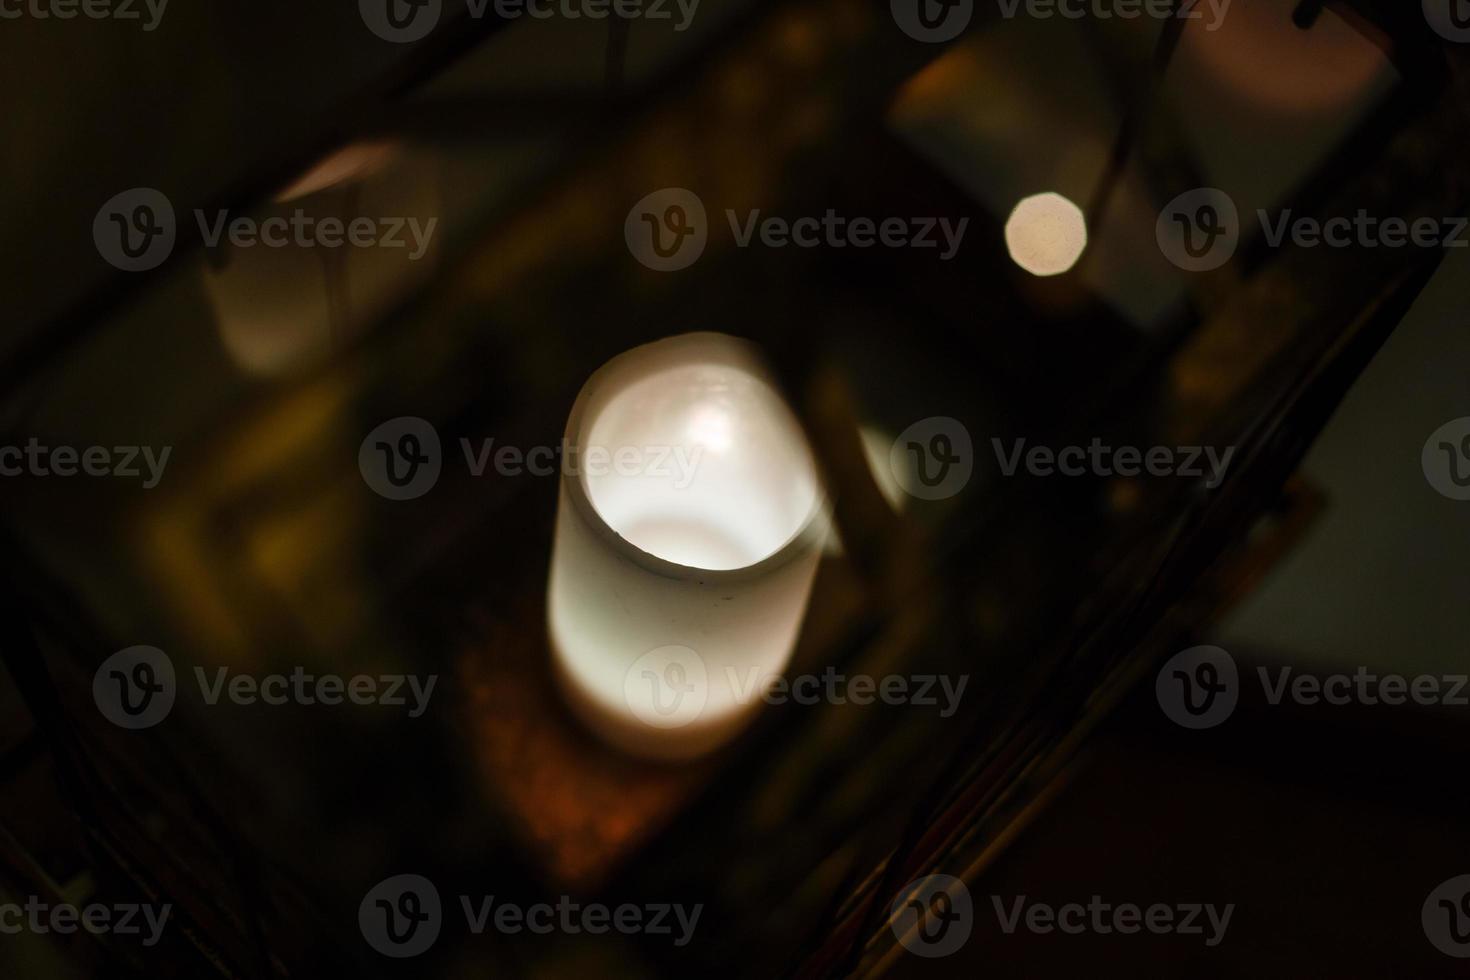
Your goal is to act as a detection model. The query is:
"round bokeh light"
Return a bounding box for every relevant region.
[1004,192,1088,277]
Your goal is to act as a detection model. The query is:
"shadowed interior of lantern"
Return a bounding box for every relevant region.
[581,360,820,571]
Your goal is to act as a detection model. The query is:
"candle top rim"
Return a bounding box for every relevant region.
[561,332,828,579]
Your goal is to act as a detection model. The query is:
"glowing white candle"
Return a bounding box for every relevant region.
[548,333,827,760]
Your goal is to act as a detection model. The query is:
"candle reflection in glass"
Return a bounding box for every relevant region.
[203,141,440,376]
